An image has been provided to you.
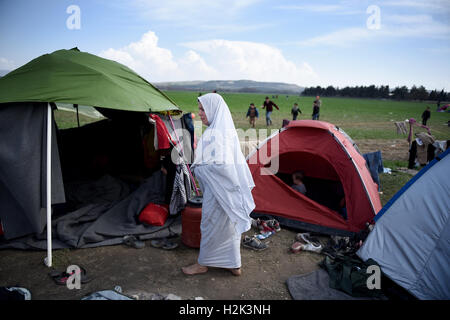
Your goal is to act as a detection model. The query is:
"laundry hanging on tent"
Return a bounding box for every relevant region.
[148,114,175,150]
[407,118,431,143]
[363,151,384,191]
[169,162,191,215]
[394,121,408,135]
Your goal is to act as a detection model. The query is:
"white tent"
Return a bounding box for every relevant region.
[358,149,450,300]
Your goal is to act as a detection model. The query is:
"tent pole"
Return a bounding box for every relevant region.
[45,103,52,267]
[75,104,80,127]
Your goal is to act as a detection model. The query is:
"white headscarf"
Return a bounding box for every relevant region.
[192,93,255,234]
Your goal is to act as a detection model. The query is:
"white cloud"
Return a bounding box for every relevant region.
[100,31,179,81]
[181,39,319,84]
[0,57,15,70]
[298,13,450,47]
[99,30,318,85]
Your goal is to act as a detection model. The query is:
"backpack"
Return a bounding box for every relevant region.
[319,255,383,298]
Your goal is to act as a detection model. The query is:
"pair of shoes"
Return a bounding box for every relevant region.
[255,231,274,240]
[293,233,323,253]
[266,219,281,232]
[150,238,178,250]
[123,235,145,249]
[242,236,268,251]
[49,266,92,285]
[258,220,276,233]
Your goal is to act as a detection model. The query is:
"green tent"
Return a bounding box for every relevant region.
[0,48,183,267]
[0,47,181,114]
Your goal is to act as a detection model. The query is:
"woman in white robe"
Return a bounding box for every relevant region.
[182,93,255,276]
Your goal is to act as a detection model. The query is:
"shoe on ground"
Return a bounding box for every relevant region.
[242,235,268,251]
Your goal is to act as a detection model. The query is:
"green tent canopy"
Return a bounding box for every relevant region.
[0,48,181,114]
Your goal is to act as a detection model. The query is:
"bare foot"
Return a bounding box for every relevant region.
[182,263,208,275]
[228,268,241,276]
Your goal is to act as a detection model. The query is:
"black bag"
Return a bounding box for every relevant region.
[320,255,383,298]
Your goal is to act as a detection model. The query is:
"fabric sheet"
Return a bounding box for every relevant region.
[287,269,369,300]
[0,171,180,249]
[0,103,65,239]
[363,151,383,191]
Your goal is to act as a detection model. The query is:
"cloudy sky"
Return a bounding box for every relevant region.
[1,0,449,90]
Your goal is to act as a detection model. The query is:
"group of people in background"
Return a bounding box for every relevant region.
[245,95,322,127]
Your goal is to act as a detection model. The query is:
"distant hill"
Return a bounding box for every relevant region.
[0,70,10,77]
[155,80,304,94]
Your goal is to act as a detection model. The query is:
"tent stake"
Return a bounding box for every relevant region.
[45,103,52,267]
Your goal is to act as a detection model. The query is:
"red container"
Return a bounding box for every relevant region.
[181,197,203,248]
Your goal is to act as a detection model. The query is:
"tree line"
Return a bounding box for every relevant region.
[302,85,449,101]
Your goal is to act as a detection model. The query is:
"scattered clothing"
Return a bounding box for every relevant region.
[394,121,408,135]
[148,114,175,150]
[182,113,195,152]
[363,151,383,191]
[82,287,134,300]
[287,269,371,300]
[407,118,431,143]
[0,287,31,300]
[169,162,191,215]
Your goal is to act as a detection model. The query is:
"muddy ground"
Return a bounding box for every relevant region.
[0,228,324,300]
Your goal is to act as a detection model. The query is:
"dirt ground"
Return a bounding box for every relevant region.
[355,139,410,161]
[0,228,325,300]
[0,137,413,300]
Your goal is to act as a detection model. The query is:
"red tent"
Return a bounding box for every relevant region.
[247,120,382,235]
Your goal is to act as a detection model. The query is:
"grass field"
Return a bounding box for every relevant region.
[53,91,449,205]
[165,91,450,140]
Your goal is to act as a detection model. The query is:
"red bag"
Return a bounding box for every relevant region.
[139,203,169,226]
[0,221,4,236]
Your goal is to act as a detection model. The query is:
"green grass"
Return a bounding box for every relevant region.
[54,109,101,129]
[379,172,413,206]
[164,91,450,140]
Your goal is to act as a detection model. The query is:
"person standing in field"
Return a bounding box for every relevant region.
[182,93,256,276]
[291,103,302,120]
[262,96,279,126]
[421,106,431,125]
[312,95,321,120]
[246,103,259,128]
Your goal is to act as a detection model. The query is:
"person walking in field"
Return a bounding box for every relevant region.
[291,103,302,120]
[421,106,431,125]
[312,95,321,120]
[246,103,259,128]
[262,96,279,126]
[182,93,256,276]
